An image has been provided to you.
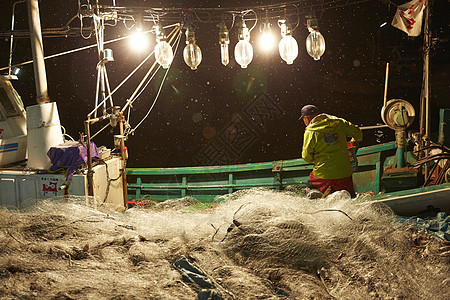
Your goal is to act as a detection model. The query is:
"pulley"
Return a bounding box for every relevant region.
[381,99,415,130]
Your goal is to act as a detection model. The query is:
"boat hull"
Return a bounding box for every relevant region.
[366,183,450,215]
[0,156,126,210]
[126,140,450,215]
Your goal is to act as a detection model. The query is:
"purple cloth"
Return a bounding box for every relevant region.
[47,141,99,180]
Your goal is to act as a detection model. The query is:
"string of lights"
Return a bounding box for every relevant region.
[75,0,370,70]
[92,0,372,22]
[1,0,373,72]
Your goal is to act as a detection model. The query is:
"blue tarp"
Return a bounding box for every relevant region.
[398,212,450,241]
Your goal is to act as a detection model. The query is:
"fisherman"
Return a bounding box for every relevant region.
[300,105,362,198]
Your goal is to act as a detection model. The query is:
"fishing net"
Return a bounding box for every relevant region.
[0,189,448,299]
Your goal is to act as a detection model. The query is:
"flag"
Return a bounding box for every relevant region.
[391,0,427,36]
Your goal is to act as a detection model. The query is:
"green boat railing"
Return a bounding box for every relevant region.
[126,141,415,202]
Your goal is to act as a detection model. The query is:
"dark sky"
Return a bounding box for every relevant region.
[1,0,449,167]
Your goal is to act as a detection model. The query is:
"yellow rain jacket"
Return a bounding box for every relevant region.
[302,114,362,179]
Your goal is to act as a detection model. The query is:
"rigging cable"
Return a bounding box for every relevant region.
[126,27,183,137]
[125,63,162,128]
[0,30,151,72]
[86,24,180,118]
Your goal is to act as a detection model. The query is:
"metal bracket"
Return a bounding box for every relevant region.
[272,161,283,172]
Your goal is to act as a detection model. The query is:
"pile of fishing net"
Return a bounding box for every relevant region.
[0,189,448,299]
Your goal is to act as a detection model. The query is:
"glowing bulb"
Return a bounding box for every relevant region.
[135,13,143,32]
[305,16,325,61]
[234,21,253,68]
[279,36,298,64]
[129,32,149,52]
[306,30,325,61]
[235,40,253,68]
[155,41,173,68]
[183,27,202,70]
[260,32,275,51]
[218,22,230,66]
[184,43,202,70]
[135,21,143,32]
[220,44,229,66]
[154,24,173,69]
[259,22,275,52]
[278,20,298,64]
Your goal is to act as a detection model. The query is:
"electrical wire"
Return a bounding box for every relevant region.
[291,3,301,32]
[122,16,136,30]
[242,9,258,33]
[92,0,373,23]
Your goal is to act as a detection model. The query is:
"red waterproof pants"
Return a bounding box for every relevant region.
[308,173,355,196]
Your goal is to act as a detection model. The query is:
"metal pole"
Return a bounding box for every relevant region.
[395,130,405,168]
[360,124,389,130]
[84,120,94,197]
[383,62,389,108]
[9,1,25,76]
[420,2,431,176]
[27,0,49,104]
[119,115,128,209]
[423,4,430,139]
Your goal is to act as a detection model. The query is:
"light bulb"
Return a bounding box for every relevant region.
[218,21,230,66]
[220,43,229,66]
[183,27,202,70]
[155,41,173,69]
[183,43,202,70]
[234,21,253,68]
[154,24,173,69]
[260,32,275,52]
[259,21,275,52]
[135,13,143,32]
[279,35,298,64]
[129,32,149,52]
[135,21,143,32]
[235,40,253,68]
[278,20,298,64]
[306,30,325,61]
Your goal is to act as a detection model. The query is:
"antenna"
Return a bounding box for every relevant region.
[383,62,389,108]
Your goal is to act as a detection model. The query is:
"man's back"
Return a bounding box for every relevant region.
[302,114,362,180]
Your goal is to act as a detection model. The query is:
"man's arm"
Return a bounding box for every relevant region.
[302,130,315,163]
[342,119,363,142]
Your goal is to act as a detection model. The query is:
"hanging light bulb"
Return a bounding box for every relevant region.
[128,14,149,52]
[217,21,230,66]
[306,16,325,61]
[129,31,149,52]
[306,30,325,61]
[135,14,143,32]
[259,20,275,52]
[154,23,173,69]
[183,26,202,70]
[278,19,298,65]
[234,19,253,69]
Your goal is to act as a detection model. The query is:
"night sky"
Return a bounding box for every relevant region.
[1,0,448,168]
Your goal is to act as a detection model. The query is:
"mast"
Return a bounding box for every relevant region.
[419,1,431,176]
[26,0,64,169]
[420,1,431,142]
[27,0,49,104]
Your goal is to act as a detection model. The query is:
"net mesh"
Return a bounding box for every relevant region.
[0,189,448,299]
